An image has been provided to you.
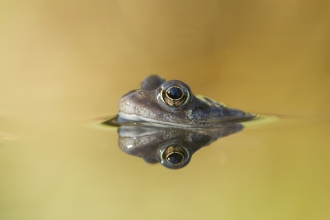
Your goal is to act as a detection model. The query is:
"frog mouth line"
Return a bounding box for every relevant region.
[118,112,256,127]
[118,112,191,127]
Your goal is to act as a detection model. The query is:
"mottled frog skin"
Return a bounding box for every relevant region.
[118,75,255,127]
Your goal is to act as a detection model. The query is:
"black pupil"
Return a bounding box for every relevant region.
[166,153,184,164]
[167,87,183,99]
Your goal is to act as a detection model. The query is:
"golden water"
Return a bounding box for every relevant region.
[1,1,329,219]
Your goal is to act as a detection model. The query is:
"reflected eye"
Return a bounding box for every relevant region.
[159,145,190,169]
[162,86,188,106]
[162,145,187,165]
[166,152,184,165]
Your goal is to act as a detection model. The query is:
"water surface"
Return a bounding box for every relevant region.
[0,1,329,220]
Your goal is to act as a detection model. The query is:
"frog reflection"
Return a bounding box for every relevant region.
[104,120,243,169]
[118,75,255,127]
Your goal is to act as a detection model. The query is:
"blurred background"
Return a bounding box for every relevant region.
[0,1,329,220]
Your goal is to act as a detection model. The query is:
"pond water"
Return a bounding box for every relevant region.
[1,1,330,220]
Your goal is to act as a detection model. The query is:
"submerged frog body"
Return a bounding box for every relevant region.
[118,75,255,127]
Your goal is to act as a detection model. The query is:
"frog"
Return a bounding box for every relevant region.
[117,75,255,127]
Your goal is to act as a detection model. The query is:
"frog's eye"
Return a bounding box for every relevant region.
[158,80,191,107]
[162,86,188,106]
